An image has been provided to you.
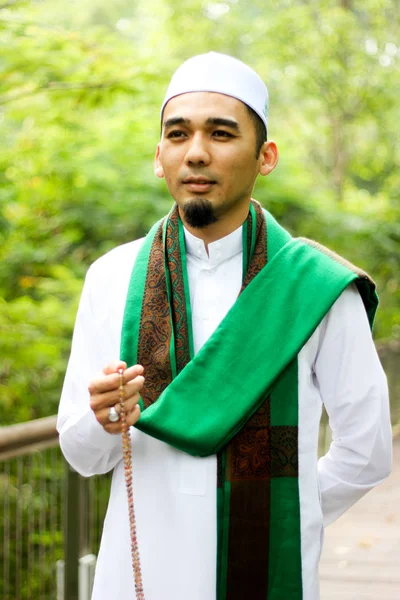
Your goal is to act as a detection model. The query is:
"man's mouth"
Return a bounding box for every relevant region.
[182,177,216,193]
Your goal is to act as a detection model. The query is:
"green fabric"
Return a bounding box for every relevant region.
[271,359,298,426]
[177,217,195,359]
[219,477,231,600]
[134,234,368,456]
[268,478,302,599]
[268,359,302,598]
[119,203,378,599]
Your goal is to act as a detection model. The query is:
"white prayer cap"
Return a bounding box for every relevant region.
[161,52,268,131]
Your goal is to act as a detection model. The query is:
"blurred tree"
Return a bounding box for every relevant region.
[0,0,399,424]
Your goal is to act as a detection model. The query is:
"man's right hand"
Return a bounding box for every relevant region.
[88,360,145,434]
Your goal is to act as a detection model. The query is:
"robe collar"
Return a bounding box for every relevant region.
[183,224,243,267]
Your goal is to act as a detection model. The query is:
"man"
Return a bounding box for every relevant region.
[57,53,392,600]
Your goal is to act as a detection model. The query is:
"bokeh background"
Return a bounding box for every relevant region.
[1,0,399,426]
[1,2,399,597]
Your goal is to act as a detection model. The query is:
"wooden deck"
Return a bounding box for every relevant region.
[320,435,400,599]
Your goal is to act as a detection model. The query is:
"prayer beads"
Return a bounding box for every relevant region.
[119,368,145,599]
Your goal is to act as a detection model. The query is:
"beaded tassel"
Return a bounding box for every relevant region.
[119,368,145,600]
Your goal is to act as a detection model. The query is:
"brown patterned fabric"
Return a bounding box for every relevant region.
[137,200,298,599]
[224,402,298,599]
[230,402,298,481]
[137,222,171,408]
[166,209,192,376]
[241,201,267,292]
[138,208,192,407]
[227,444,271,599]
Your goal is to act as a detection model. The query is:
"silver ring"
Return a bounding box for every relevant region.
[108,406,120,423]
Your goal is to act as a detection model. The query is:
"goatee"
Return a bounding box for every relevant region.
[182,198,218,229]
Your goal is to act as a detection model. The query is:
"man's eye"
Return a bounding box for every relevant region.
[167,130,186,139]
[213,130,233,138]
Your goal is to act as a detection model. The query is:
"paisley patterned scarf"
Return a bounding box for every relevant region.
[120,200,377,599]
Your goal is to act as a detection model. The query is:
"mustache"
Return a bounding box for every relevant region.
[180,171,219,184]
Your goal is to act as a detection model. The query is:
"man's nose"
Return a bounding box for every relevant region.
[184,134,211,165]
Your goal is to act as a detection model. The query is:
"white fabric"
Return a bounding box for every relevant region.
[57,225,392,600]
[161,52,269,129]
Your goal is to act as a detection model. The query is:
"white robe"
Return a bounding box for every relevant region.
[57,225,392,600]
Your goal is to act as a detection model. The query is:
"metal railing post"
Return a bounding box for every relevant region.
[63,464,81,600]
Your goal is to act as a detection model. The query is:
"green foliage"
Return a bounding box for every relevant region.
[1,0,399,425]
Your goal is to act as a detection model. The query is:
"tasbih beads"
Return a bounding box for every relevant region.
[118,368,145,600]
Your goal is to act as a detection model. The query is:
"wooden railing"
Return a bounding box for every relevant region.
[0,415,58,460]
[0,341,399,599]
[0,418,111,600]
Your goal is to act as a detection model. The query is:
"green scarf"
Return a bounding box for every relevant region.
[120,200,377,599]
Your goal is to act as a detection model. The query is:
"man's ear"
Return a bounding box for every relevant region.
[154,144,164,179]
[259,141,279,176]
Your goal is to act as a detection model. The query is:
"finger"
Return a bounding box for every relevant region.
[90,376,145,411]
[120,364,144,382]
[124,375,145,397]
[103,360,127,376]
[121,392,142,415]
[88,365,144,396]
[93,391,141,424]
[89,364,144,396]
[89,371,121,396]
[126,403,141,427]
[103,362,144,381]
[101,404,141,434]
[88,364,144,396]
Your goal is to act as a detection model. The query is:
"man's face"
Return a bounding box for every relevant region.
[155,92,265,227]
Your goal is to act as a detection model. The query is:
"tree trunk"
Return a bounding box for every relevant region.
[331,117,346,203]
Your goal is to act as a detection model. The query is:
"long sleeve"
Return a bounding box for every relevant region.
[57,264,124,476]
[57,240,143,477]
[316,284,392,527]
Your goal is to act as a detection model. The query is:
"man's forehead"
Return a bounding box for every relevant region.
[162,91,248,123]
